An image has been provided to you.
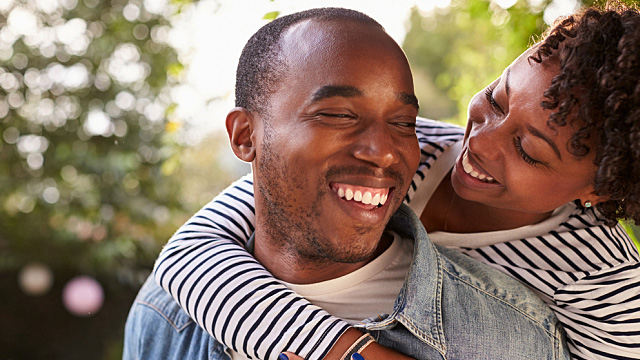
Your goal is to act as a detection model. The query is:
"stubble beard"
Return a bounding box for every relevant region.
[256,130,380,265]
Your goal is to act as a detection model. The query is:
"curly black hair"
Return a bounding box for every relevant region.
[235,8,382,115]
[530,2,640,226]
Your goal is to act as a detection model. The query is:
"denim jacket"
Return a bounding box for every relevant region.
[359,204,569,360]
[124,204,569,360]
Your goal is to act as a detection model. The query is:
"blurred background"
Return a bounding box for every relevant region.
[0,0,637,359]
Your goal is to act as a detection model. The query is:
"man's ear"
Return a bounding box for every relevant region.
[226,107,257,162]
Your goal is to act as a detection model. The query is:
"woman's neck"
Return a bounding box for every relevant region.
[421,172,554,234]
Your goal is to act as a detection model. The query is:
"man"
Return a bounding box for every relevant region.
[124,8,569,360]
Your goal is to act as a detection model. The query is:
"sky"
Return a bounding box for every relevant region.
[166,0,579,144]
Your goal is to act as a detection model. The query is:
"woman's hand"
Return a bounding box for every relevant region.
[279,328,415,360]
[279,352,365,360]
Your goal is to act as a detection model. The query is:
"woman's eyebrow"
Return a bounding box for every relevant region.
[505,68,511,96]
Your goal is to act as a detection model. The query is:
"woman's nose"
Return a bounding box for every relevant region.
[467,92,507,162]
[468,109,512,163]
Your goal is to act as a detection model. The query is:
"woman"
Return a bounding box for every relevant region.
[154,4,640,360]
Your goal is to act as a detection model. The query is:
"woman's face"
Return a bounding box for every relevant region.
[451,49,599,215]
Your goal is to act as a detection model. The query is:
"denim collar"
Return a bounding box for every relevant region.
[381,203,446,353]
[248,203,446,351]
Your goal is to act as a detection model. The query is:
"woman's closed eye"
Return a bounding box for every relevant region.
[484,85,505,115]
[514,136,544,167]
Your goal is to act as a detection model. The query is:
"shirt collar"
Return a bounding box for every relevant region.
[385,203,446,349]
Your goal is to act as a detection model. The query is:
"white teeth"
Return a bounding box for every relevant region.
[462,151,495,183]
[334,186,389,207]
[371,193,381,206]
[462,154,474,174]
[345,188,353,201]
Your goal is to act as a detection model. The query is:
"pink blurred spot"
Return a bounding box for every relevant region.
[62,276,104,317]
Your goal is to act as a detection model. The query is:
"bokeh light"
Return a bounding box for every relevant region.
[62,276,104,317]
[18,262,54,296]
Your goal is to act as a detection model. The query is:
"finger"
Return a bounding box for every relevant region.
[279,352,304,360]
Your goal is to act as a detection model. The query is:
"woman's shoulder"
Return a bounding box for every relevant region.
[416,118,465,133]
[414,118,464,154]
[551,204,640,267]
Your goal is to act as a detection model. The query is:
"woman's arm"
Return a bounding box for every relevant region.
[552,260,640,360]
[154,174,350,359]
[154,119,461,359]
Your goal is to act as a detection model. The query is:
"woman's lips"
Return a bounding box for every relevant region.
[461,149,497,184]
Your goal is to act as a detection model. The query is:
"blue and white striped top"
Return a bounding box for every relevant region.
[154,118,640,360]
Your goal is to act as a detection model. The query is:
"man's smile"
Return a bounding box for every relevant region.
[330,183,389,207]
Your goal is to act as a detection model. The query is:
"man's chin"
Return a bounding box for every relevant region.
[323,229,391,264]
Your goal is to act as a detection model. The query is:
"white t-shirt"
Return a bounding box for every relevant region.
[230,232,413,360]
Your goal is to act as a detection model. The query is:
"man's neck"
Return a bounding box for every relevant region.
[252,230,394,285]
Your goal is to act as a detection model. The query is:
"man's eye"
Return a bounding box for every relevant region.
[318,113,354,118]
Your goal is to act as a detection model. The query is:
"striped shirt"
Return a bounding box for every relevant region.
[154,118,640,360]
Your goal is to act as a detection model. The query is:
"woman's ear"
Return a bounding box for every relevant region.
[226,107,257,162]
[580,189,610,208]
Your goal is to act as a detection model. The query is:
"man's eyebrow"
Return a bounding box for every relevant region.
[311,86,419,110]
[398,92,419,110]
[527,124,562,160]
[311,86,363,102]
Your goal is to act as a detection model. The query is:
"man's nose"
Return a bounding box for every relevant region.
[352,122,399,169]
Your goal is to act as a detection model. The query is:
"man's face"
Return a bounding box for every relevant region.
[253,20,420,270]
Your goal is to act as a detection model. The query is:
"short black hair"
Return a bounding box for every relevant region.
[235,8,383,114]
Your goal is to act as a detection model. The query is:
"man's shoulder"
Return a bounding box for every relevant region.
[124,275,230,360]
[131,275,195,331]
[436,244,561,334]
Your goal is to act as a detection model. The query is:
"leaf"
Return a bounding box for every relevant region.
[263,11,280,21]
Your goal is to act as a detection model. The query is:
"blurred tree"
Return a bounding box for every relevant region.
[0,2,251,357]
[0,0,194,282]
[403,0,551,124]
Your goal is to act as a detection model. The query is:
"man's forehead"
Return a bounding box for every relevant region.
[280,18,386,56]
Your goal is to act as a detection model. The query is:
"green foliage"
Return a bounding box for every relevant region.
[621,221,640,250]
[403,0,550,125]
[0,0,188,279]
[263,11,280,20]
